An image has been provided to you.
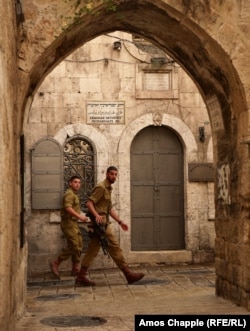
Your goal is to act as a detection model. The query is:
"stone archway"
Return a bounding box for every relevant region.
[118,112,201,264]
[15,0,250,314]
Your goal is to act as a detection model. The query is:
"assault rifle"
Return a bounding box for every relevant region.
[86,212,110,258]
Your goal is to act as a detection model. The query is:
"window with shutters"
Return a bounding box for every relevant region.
[31,135,96,210]
[31,138,64,209]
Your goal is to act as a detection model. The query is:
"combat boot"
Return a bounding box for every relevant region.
[122,266,145,284]
[49,258,62,279]
[71,262,80,277]
[75,267,96,286]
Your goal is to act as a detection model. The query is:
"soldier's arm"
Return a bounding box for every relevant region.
[110,208,128,231]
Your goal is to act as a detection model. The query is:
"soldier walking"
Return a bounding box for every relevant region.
[75,166,145,286]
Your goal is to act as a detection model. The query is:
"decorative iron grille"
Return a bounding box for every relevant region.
[63,135,95,211]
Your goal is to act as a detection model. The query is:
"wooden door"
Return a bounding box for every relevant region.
[131,125,184,250]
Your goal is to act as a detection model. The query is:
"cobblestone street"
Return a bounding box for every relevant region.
[15,263,250,330]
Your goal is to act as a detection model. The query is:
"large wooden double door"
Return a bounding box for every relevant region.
[131,125,184,250]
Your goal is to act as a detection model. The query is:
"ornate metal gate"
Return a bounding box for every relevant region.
[63,135,96,211]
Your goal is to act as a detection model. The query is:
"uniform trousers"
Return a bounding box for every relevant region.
[58,219,83,263]
[81,223,127,270]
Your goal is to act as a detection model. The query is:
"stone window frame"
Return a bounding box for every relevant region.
[135,63,179,99]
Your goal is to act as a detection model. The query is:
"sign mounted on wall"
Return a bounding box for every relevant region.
[87,101,125,124]
[188,163,215,182]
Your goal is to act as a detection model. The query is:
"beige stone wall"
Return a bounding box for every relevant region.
[23,32,215,274]
[0,2,26,330]
[1,2,250,329]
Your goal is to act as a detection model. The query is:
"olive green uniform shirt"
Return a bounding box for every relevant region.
[60,187,81,220]
[88,179,113,216]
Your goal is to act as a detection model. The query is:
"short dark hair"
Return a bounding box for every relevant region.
[69,175,81,182]
[107,166,118,173]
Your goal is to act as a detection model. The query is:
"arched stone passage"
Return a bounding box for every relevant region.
[21,1,247,134]
[20,1,248,194]
[17,0,250,310]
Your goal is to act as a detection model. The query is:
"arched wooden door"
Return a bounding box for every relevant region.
[131,125,184,250]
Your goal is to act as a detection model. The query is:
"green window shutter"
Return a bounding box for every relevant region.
[31,138,63,209]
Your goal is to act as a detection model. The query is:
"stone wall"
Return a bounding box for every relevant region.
[0,1,26,330]
[1,2,250,330]
[17,0,250,313]
[24,32,215,275]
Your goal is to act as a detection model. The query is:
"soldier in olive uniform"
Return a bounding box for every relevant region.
[50,175,88,278]
[75,166,145,286]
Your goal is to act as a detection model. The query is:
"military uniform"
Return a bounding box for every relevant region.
[81,179,127,269]
[58,188,83,264]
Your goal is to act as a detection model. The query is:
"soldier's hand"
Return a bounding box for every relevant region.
[95,214,104,224]
[79,214,89,222]
[119,221,128,231]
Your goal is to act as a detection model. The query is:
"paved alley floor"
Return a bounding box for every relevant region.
[15,263,250,330]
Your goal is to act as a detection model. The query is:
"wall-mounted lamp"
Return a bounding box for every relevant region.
[199,126,205,143]
[113,41,122,51]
